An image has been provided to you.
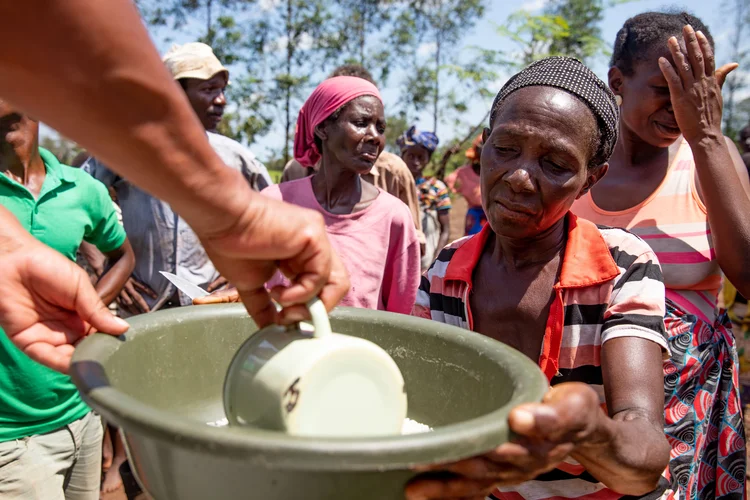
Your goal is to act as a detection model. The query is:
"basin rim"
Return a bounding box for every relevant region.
[70,305,548,471]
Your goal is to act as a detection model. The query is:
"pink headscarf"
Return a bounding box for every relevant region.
[293,76,382,167]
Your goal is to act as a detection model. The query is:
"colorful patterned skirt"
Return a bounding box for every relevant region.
[663,299,746,499]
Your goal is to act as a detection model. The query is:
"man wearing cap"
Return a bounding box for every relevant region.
[83,42,272,316]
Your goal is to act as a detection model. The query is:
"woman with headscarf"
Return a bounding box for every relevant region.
[409,57,672,500]
[263,76,420,314]
[398,126,451,270]
[445,134,487,235]
[571,14,748,499]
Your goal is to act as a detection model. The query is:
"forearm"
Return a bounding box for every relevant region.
[691,135,750,293]
[80,242,106,277]
[95,246,135,306]
[572,411,669,495]
[437,216,451,252]
[0,0,254,236]
[95,265,131,306]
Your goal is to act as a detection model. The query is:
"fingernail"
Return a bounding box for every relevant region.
[512,408,535,430]
[114,317,129,328]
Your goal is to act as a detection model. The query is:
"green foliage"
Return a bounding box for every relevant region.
[545,0,607,63]
[496,11,570,68]
[398,0,488,134]
[268,169,283,184]
[136,0,272,144]
[260,0,335,163]
[321,0,395,83]
[494,0,606,70]
[132,0,623,166]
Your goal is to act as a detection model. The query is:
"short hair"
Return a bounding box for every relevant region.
[329,65,376,86]
[611,11,714,75]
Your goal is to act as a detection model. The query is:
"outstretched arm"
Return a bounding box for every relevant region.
[0,0,348,329]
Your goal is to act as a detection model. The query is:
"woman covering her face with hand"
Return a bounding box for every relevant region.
[572,13,748,499]
[409,57,671,500]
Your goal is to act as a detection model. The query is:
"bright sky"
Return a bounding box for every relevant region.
[41,0,745,163]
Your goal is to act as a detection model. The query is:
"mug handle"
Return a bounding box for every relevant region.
[307,298,332,339]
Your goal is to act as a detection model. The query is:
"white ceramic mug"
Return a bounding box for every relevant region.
[223,299,407,437]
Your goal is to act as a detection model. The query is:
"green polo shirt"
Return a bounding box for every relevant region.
[0,148,127,441]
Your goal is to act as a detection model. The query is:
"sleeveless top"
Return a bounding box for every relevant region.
[572,139,722,324]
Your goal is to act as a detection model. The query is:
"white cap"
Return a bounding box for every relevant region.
[162,42,229,82]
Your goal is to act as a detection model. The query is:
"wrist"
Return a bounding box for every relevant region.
[685,129,724,150]
[175,166,258,238]
[577,406,613,452]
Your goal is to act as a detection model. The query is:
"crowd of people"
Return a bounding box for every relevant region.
[0,2,749,500]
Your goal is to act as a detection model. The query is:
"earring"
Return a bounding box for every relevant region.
[615,95,623,107]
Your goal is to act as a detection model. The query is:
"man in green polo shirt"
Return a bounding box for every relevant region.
[0,100,135,499]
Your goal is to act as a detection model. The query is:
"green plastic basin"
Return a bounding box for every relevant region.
[70,305,547,500]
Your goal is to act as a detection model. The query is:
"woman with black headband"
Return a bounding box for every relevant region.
[409,57,671,500]
[572,13,747,500]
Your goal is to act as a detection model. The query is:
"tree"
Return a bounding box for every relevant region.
[545,0,606,63]
[494,0,607,70]
[262,0,333,164]
[495,11,571,68]
[322,1,395,83]
[722,0,750,141]
[429,0,610,177]
[399,0,487,134]
[136,0,250,41]
[135,0,274,144]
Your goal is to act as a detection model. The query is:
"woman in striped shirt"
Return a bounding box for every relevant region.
[572,13,748,499]
[407,57,671,500]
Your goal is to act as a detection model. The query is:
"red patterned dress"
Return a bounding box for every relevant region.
[573,141,746,499]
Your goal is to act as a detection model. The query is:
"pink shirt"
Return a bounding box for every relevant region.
[262,177,421,314]
[445,164,482,207]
